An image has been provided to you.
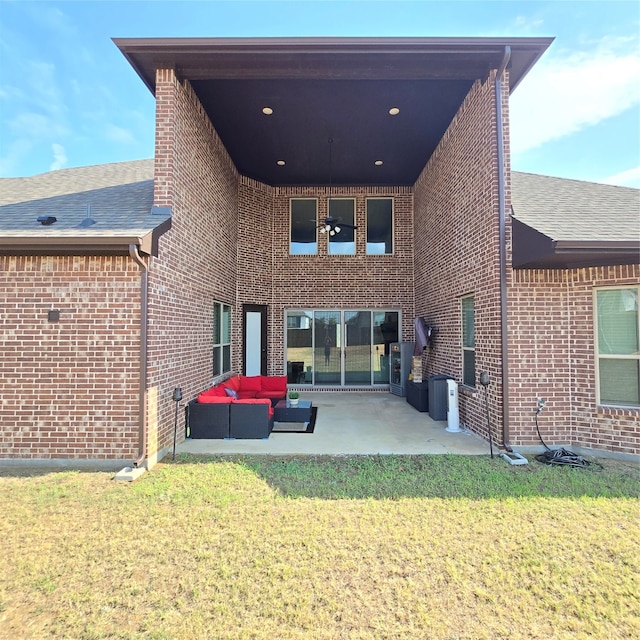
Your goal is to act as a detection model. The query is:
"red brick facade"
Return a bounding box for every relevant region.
[413,72,507,445]
[0,256,141,459]
[3,66,637,463]
[509,265,640,455]
[149,71,417,460]
[147,70,239,464]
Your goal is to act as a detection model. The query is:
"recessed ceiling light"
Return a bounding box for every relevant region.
[388,107,400,116]
[277,160,286,166]
[374,160,384,166]
[262,107,274,115]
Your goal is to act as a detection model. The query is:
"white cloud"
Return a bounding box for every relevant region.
[510,38,640,155]
[50,143,67,171]
[600,166,640,189]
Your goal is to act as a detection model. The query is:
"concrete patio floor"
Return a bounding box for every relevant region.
[176,391,491,456]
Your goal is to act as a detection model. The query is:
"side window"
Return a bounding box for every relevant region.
[366,198,393,254]
[290,199,317,255]
[461,295,475,387]
[213,302,232,377]
[595,287,639,406]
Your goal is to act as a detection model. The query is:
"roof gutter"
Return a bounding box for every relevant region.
[496,45,513,452]
[129,244,148,468]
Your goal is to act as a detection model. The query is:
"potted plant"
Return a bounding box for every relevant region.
[288,390,300,407]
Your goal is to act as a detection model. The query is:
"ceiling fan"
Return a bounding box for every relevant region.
[319,215,357,236]
[319,138,358,236]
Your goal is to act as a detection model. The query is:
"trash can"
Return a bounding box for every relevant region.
[428,375,453,421]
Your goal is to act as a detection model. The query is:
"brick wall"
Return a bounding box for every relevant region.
[509,264,640,456]
[237,184,415,376]
[413,72,507,443]
[147,70,239,461]
[0,255,140,459]
[151,72,417,457]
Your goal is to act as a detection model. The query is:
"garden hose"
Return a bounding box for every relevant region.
[534,408,601,470]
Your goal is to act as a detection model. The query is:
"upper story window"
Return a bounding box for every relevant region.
[595,286,639,407]
[366,198,393,254]
[213,302,232,377]
[290,199,317,255]
[461,295,475,387]
[328,198,356,255]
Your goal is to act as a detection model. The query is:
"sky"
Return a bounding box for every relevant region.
[0,0,639,187]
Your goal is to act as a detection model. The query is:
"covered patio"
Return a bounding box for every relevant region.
[176,391,489,456]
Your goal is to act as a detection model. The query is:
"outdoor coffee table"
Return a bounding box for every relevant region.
[273,399,312,426]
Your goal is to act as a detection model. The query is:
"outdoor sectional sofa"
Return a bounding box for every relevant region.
[186,375,287,439]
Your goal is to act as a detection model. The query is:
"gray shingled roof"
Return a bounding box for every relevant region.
[0,159,170,255]
[2,160,638,261]
[511,171,640,242]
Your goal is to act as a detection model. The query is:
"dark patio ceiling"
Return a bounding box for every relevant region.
[114,37,553,186]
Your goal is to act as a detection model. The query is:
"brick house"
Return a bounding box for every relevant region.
[1,37,638,467]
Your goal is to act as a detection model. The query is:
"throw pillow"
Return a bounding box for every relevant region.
[224,388,238,399]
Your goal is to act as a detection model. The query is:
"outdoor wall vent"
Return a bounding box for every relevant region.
[37,215,57,226]
[151,206,171,216]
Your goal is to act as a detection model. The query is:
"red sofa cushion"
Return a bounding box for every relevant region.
[197,394,232,404]
[200,386,227,397]
[256,391,284,400]
[259,375,287,392]
[239,375,262,393]
[223,376,241,392]
[236,390,256,400]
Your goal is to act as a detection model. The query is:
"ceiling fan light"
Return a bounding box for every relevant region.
[320,227,326,234]
[325,224,331,231]
[334,226,341,233]
[329,229,336,236]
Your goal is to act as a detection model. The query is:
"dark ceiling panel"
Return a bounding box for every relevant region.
[193,78,473,185]
[115,37,554,187]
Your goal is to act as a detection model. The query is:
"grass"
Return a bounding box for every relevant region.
[0,454,638,639]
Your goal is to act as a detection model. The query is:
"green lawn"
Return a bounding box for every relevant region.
[1,454,638,639]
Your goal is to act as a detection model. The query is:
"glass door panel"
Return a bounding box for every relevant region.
[286,310,313,384]
[314,311,341,385]
[373,312,398,383]
[345,311,372,384]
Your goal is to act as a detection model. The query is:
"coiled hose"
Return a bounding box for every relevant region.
[534,411,601,470]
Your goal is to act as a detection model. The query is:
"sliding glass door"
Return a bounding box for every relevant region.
[285,309,399,387]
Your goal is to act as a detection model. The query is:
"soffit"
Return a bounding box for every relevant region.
[114,37,553,186]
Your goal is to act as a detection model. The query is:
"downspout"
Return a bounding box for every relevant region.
[129,244,148,468]
[495,46,513,452]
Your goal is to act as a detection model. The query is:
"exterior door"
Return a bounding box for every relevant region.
[285,309,399,386]
[243,304,267,376]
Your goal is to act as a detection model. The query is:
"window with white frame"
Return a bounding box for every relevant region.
[213,302,232,377]
[595,286,639,406]
[461,295,475,387]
